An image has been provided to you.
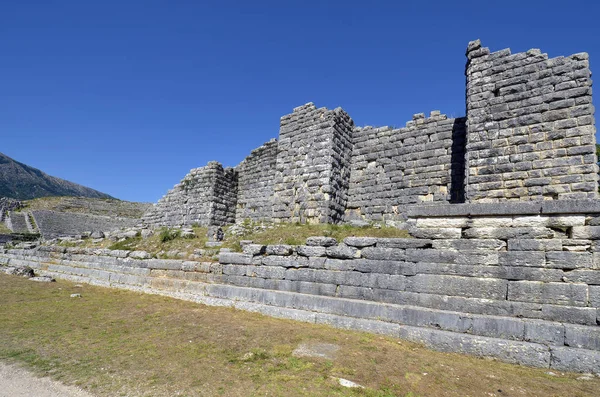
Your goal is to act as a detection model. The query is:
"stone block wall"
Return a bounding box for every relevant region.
[272,103,354,224]
[344,113,466,222]
[466,40,597,202]
[142,162,238,227]
[143,39,598,228]
[235,139,278,222]
[6,201,600,372]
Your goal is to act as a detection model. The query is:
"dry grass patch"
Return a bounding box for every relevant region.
[0,273,598,396]
[0,222,12,234]
[61,223,410,260]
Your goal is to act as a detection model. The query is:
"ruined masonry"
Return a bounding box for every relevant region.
[142,39,597,227]
[3,40,600,373]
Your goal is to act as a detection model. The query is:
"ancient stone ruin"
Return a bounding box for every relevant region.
[142,39,597,227]
[2,40,599,373]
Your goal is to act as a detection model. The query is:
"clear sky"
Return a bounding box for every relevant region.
[2,0,599,203]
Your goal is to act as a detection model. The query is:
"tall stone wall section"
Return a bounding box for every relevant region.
[142,162,238,227]
[272,103,354,224]
[235,140,278,222]
[143,39,598,227]
[345,113,466,223]
[465,40,597,202]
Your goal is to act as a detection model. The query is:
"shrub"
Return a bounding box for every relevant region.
[159,228,180,243]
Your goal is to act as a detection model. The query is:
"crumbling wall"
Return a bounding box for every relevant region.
[345,113,466,222]
[0,198,22,223]
[465,40,597,202]
[272,103,354,224]
[142,162,238,227]
[235,139,278,222]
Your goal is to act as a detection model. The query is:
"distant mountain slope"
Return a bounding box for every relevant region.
[0,152,113,200]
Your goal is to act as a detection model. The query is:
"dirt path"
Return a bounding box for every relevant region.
[0,362,95,397]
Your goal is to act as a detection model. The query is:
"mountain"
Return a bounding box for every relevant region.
[0,152,113,200]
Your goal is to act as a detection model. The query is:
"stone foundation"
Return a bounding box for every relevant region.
[3,201,600,373]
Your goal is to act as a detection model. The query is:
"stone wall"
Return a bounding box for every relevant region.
[235,140,278,222]
[272,104,354,224]
[465,40,598,202]
[345,113,466,223]
[3,201,600,372]
[143,39,597,228]
[142,162,238,227]
[32,210,139,238]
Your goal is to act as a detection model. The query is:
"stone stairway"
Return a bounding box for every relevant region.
[6,211,37,234]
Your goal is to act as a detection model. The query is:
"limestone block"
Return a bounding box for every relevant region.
[409,227,462,239]
[129,251,151,260]
[508,239,562,251]
[265,245,294,256]
[405,274,507,300]
[416,218,469,228]
[463,227,554,239]
[523,320,565,346]
[550,346,600,372]
[432,239,506,251]
[376,238,433,249]
[561,239,591,252]
[508,281,588,306]
[262,255,308,268]
[219,253,253,265]
[572,226,600,239]
[306,236,338,247]
[296,245,327,257]
[325,244,359,259]
[398,326,551,368]
[242,244,266,256]
[546,251,594,269]
[343,237,378,248]
[541,305,597,325]
[498,251,546,267]
[564,324,600,351]
[470,315,525,341]
[362,247,407,261]
[352,259,417,276]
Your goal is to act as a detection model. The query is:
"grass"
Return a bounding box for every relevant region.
[0,222,11,234]
[0,273,598,396]
[62,223,411,260]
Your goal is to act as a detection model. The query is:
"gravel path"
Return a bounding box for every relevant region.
[0,362,95,397]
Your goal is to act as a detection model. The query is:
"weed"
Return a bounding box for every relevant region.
[159,228,180,243]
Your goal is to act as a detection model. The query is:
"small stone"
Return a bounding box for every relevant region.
[336,378,364,389]
[29,276,55,283]
[293,342,339,360]
[90,231,105,239]
[129,251,151,259]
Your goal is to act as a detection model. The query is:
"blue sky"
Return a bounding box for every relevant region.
[2,0,598,202]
